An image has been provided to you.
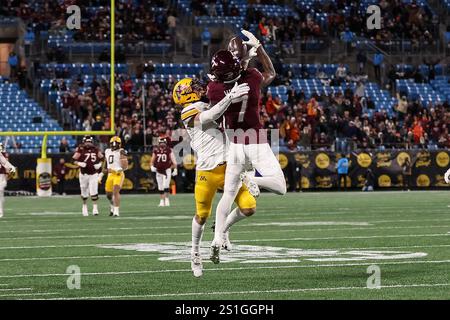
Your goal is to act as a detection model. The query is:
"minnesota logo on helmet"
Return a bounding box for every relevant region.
[110,136,122,150]
[172,78,203,106]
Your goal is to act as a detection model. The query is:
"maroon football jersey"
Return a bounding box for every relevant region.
[0,152,9,174]
[153,145,172,173]
[73,145,103,175]
[207,68,265,144]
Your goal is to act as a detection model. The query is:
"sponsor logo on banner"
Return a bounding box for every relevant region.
[315,153,330,169]
[378,174,391,187]
[295,153,310,168]
[301,176,310,189]
[396,152,410,166]
[416,174,430,187]
[277,154,288,169]
[376,152,392,168]
[436,151,450,168]
[140,154,152,171]
[415,151,431,168]
[357,153,372,168]
[316,176,332,188]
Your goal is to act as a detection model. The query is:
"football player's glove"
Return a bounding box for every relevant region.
[241,30,261,49]
[151,166,157,173]
[444,168,450,184]
[94,162,102,170]
[75,161,87,168]
[226,82,250,102]
[172,168,178,177]
[9,166,16,174]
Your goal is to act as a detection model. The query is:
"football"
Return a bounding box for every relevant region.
[228,36,248,60]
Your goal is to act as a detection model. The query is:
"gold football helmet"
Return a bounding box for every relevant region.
[172,78,204,107]
[110,136,122,150]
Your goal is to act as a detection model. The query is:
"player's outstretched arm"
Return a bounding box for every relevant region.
[0,153,15,173]
[120,150,129,171]
[170,151,178,176]
[198,82,249,125]
[242,29,276,88]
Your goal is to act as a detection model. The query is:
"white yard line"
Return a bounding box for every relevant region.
[234,233,449,243]
[0,292,58,298]
[46,283,450,300]
[1,259,450,279]
[0,230,449,241]
[0,244,449,263]
[0,288,32,292]
[0,244,450,263]
[0,223,449,235]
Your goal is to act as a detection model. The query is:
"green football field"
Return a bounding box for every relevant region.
[0,191,449,300]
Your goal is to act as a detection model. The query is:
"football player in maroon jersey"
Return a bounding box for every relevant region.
[72,136,104,216]
[0,143,16,218]
[207,30,287,262]
[150,137,178,207]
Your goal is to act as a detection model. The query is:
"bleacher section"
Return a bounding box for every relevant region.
[0,82,76,154]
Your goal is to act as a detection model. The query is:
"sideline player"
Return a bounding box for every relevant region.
[207,30,287,261]
[73,136,104,216]
[0,143,16,218]
[173,77,256,277]
[151,137,178,207]
[105,136,128,217]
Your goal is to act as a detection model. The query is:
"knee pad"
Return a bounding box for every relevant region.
[91,194,99,201]
[159,190,164,195]
[164,188,170,194]
[81,196,88,201]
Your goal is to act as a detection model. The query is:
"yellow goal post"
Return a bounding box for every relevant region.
[0,0,116,195]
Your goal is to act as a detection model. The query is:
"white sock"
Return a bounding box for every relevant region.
[93,204,98,212]
[253,175,286,195]
[165,197,170,206]
[192,217,205,254]
[224,208,247,233]
[213,193,235,245]
[0,190,4,217]
[113,206,119,216]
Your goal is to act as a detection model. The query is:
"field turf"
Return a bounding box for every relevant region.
[0,191,449,300]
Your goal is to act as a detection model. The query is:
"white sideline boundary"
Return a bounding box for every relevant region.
[44,283,450,300]
[1,259,450,279]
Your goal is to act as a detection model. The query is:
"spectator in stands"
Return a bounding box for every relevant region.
[92,115,104,131]
[336,154,349,190]
[201,27,211,58]
[357,51,367,73]
[340,28,354,56]
[53,158,67,196]
[8,52,18,81]
[373,52,384,81]
[59,138,70,153]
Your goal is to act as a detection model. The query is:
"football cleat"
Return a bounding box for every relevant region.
[240,172,260,198]
[221,230,232,251]
[191,252,203,278]
[165,198,170,207]
[158,200,165,207]
[209,243,221,264]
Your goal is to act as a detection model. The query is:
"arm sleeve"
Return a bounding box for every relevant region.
[198,95,232,124]
[0,153,13,170]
